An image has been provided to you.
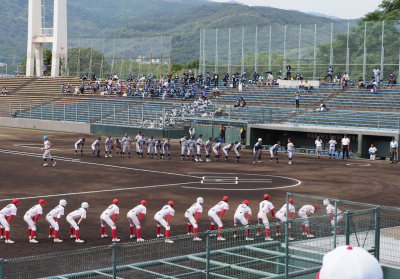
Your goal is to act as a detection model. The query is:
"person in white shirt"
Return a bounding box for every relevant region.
[127,200,147,242]
[66,202,89,243]
[42,136,56,167]
[341,134,350,159]
[323,199,343,234]
[275,198,295,241]
[373,67,380,83]
[46,199,67,243]
[328,136,337,159]
[298,204,317,238]
[233,200,254,240]
[369,144,377,160]
[196,134,204,161]
[104,136,113,158]
[315,136,323,158]
[208,196,229,241]
[91,138,101,157]
[135,132,142,158]
[24,199,47,243]
[74,138,85,156]
[147,136,156,159]
[180,134,188,160]
[287,138,294,164]
[185,197,204,241]
[154,201,175,243]
[100,199,120,242]
[0,199,21,243]
[121,133,131,158]
[257,194,275,241]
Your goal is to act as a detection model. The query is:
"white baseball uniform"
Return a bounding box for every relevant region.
[184,203,203,228]
[326,204,343,225]
[298,205,315,227]
[155,140,163,154]
[213,142,223,155]
[197,138,203,155]
[235,142,242,156]
[92,140,101,151]
[208,201,229,227]
[75,139,85,150]
[223,144,233,156]
[100,204,120,230]
[369,147,377,160]
[122,136,131,153]
[46,205,65,231]
[205,140,213,156]
[139,137,146,153]
[257,200,274,227]
[67,208,87,230]
[275,204,296,223]
[287,142,294,159]
[234,204,252,227]
[127,204,147,229]
[0,204,17,232]
[187,139,195,156]
[135,134,141,153]
[105,137,113,152]
[329,140,337,155]
[154,205,175,230]
[43,140,52,159]
[180,137,187,155]
[24,204,43,231]
[147,139,156,155]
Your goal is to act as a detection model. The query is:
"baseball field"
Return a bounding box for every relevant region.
[0,126,396,259]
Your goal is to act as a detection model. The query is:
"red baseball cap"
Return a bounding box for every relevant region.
[39,199,47,204]
[12,198,21,204]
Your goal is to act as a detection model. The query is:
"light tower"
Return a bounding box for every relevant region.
[26,0,67,77]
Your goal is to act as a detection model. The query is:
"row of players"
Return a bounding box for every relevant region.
[0,195,342,244]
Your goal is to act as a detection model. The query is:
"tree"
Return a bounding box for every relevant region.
[363,0,400,21]
[20,49,52,75]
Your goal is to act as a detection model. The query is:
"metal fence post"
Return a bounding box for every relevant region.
[19,100,22,118]
[76,103,78,123]
[333,200,338,249]
[285,193,290,278]
[374,207,381,260]
[269,109,272,123]
[0,258,4,279]
[141,105,144,123]
[52,102,54,121]
[345,210,351,245]
[101,104,103,125]
[64,102,66,121]
[228,106,231,120]
[41,102,43,120]
[114,105,116,126]
[127,105,130,127]
[206,231,210,279]
[30,101,32,119]
[9,99,11,117]
[112,243,117,279]
[88,103,90,123]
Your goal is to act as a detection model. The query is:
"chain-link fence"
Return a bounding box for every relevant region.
[200,21,400,81]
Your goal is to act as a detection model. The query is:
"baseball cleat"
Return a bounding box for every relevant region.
[302,232,307,236]
[48,235,55,238]
[54,239,63,243]
[75,239,84,243]
[246,237,254,241]
[157,234,164,238]
[5,239,14,244]
[165,239,174,243]
[29,239,38,243]
[258,161,262,163]
[307,234,314,238]
[53,162,56,167]
[101,234,108,238]
[70,235,76,239]
[265,237,273,241]
[193,237,202,241]
[112,238,121,242]
[253,161,255,163]
[96,155,101,157]
[198,159,203,161]
[217,237,226,241]
[0,235,3,240]
[109,155,112,158]
[276,233,281,236]
[43,163,48,167]
[105,155,108,158]
[288,237,295,241]
[187,232,193,236]
[195,158,198,161]
[233,234,237,238]
[130,235,135,239]
[288,161,292,164]
[256,233,260,237]
[29,236,36,240]
[137,238,145,242]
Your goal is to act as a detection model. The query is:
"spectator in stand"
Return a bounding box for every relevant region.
[373,67,380,83]
[74,86,80,95]
[1,86,8,95]
[127,73,133,82]
[242,72,247,82]
[286,64,291,80]
[234,97,240,107]
[371,80,378,94]
[232,73,236,88]
[358,77,364,89]
[299,80,305,90]
[222,73,228,86]
[319,100,329,111]
[67,84,71,94]
[341,72,349,90]
[238,76,243,92]
[252,71,259,83]
[266,74,273,85]
[295,90,300,109]
[60,83,64,95]
[205,73,211,88]
[240,97,246,107]
[389,73,396,85]
[42,65,47,76]
[82,73,88,80]
[324,65,334,82]
[295,72,303,80]
[212,86,220,97]
[91,72,96,81]
[334,73,341,84]
[113,73,119,81]
[258,74,263,86]
[11,110,17,118]
[366,77,375,89]
[305,80,312,92]
[214,72,219,86]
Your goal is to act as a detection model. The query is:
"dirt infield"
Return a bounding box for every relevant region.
[0,127,397,259]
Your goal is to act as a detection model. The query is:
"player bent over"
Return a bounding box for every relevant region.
[0,198,21,243]
[147,136,156,159]
[46,199,67,243]
[180,134,188,160]
[257,194,275,241]
[213,141,223,161]
[138,134,146,158]
[187,137,196,161]
[208,196,229,240]
[234,140,244,163]
[185,197,204,241]
[223,143,234,162]
[253,138,263,163]
[275,198,295,240]
[121,133,132,158]
[323,199,343,234]
[270,141,280,164]
[127,200,147,242]
[205,137,213,162]
[287,138,295,164]
[155,140,163,159]
[154,201,175,243]
[100,199,120,242]
[162,138,172,160]
[298,204,317,238]
[42,136,56,167]
[66,202,88,243]
[233,200,253,240]
[24,199,46,243]
[195,134,204,161]
[114,139,122,158]
[105,135,113,158]
[92,138,101,157]
[74,138,85,156]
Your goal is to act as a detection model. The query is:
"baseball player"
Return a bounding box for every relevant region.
[138,134,146,158]
[147,136,156,159]
[187,137,196,160]
[369,144,377,160]
[66,202,89,243]
[328,136,337,159]
[154,201,175,243]
[155,140,163,159]
[195,134,204,161]
[323,199,343,234]
[233,200,254,240]
[0,199,21,243]
[42,136,56,167]
[213,141,223,161]
[223,143,234,162]
[24,199,46,243]
[74,138,85,156]
[185,197,204,241]
[46,199,67,243]
[256,194,275,241]
[208,196,229,241]
[104,135,113,158]
[121,133,132,158]
[275,198,295,240]
[253,138,263,163]
[162,138,172,160]
[287,138,295,164]
[270,141,280,164]
[100,199,120,242]
[205,137,213,162]
[234,140,244,163]
[127,200,147,242]
[180,134,188,160]
[114,138,122,158]
[135,131,142,158]
[91,138,101,157]
[298,204,317,238]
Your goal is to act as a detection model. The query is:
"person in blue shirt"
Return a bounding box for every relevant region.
[389,73,396,85]
[324,65,334,82]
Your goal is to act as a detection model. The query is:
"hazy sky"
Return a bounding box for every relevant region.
[209,0,381,19]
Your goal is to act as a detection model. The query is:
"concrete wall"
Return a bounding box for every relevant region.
[0,117,90,134]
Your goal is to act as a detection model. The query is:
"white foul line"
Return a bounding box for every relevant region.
[0,182,198,202]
